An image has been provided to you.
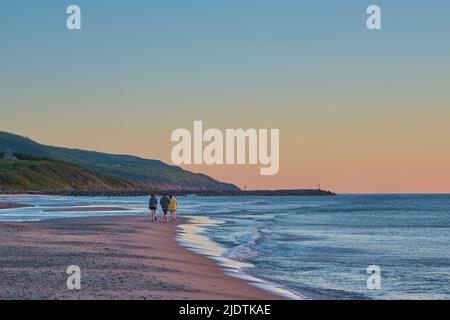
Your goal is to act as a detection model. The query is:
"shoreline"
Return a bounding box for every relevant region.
[0,216,281,300]
[177,215,303,300]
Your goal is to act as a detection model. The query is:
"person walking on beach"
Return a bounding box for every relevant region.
[160,193,171,223]
[148,194,158,221]
[168,195,179,221]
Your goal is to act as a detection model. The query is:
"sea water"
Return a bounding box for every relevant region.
[1,194,449,299]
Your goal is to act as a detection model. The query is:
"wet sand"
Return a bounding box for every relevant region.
[44,207,131,212]
[0,202,33,210]
[0,216,280,300]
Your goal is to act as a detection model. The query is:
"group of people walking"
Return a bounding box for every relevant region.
[148,193,178,223]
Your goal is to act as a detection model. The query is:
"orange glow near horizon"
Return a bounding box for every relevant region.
[2,111,450,194]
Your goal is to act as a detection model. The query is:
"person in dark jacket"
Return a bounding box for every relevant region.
[149,194,158,221]
[160,193,171,223]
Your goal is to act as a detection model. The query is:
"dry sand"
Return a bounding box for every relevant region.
[0,216,280,300]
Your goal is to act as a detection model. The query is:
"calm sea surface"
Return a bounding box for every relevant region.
[1,194,449,299]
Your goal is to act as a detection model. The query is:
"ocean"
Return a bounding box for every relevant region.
[1,194,449,300]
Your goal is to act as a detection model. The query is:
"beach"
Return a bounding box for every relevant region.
[0,215,280,300]
[1,194,448,300]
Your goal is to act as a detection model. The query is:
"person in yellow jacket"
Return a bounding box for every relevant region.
[168,195,179,222]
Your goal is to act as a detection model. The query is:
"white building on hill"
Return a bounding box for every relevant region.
[2,148,18,161]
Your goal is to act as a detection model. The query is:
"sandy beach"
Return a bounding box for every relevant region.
[0,215,280,300]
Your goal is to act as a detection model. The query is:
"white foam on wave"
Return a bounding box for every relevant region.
[226,229,261,261]
[176,215,304,300]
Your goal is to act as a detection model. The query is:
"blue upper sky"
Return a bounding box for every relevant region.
[1,1,450,192]
[2,0,449,92]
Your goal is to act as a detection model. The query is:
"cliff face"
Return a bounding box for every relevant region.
[0,131,239,191]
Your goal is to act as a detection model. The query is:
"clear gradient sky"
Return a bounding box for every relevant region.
[1,1,450,193]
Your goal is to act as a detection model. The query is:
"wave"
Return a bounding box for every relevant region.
[265,232,321,242]
[241,200,268,205]
[226,230,262,262]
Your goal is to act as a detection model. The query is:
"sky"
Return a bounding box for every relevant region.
[1,0,450,193]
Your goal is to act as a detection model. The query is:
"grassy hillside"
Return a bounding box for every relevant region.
[0,158,139,191]
[0,131,239,191]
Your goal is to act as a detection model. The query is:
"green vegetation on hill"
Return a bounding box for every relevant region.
[0,131,239,191]
[0,158,139,191]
